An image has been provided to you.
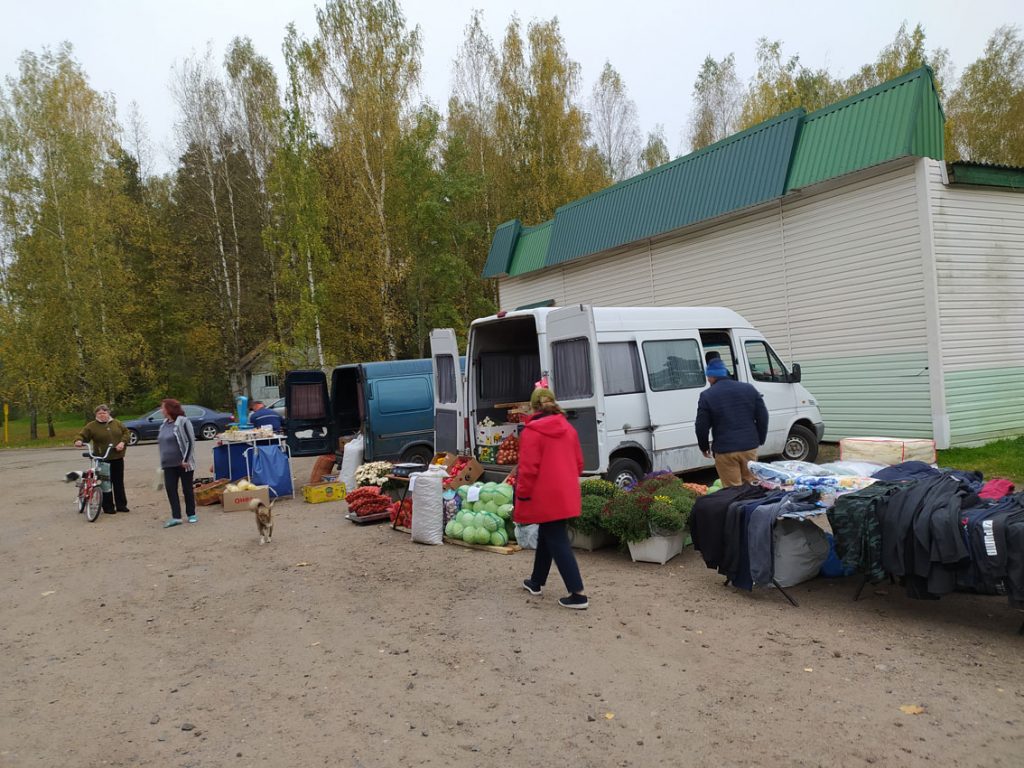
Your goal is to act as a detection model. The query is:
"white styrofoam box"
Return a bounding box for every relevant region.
[475,424,517,446]
[839,436,936,466]
[627,531,685,565]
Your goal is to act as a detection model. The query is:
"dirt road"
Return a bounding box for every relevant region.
[1,444,1022,767]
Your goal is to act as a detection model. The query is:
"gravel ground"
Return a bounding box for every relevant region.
[1,443,1022,767]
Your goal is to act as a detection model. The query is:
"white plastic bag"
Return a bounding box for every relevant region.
[773,519,829,588]
[411,466,446,545]
[338,433,364,493]
[819,460,888,477]
[152,467,164,491]
[514,523,539,550]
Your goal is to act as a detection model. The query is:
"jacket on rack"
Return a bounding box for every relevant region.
[690,484,768,570]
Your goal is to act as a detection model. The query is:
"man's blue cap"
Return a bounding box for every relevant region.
[705,359,729,378]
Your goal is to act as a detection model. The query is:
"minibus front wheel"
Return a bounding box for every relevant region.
[606,457,643,490]
[782,424,819,463]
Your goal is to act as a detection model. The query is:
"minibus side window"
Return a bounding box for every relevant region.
[744,340,789,383]
[551,338,593,398]
[598,342,644,395]
[642,339,704,391]
[435,354,457,404]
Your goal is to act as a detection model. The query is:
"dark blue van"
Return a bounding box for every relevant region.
[284,358,462,464]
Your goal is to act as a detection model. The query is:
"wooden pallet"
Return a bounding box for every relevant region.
[443,535,521,555]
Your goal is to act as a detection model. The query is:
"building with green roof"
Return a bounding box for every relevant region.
[482,67,1024,448]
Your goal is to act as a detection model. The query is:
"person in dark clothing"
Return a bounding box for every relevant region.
[695,358,769,486]
[250,401,283,432]
[75,404,131,514]
[515,387,588,610]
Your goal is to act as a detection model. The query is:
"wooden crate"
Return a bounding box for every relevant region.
[194,479,230,506]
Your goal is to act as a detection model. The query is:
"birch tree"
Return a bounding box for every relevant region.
[225,36,284,352]
[0,44,142,420]
[589,61,641,182]
[947,25,1024,165]
[688,53,742,151]
[171,50,243,376]
[739,39,842,128]
[298,0,422,357]
[640,125,670,171]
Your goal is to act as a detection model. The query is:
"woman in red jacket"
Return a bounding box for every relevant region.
[515,387,588,609]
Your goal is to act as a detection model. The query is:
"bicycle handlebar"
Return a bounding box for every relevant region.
[83,445,113,461]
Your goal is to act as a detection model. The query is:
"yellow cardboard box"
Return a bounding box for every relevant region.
[302,481,347,503]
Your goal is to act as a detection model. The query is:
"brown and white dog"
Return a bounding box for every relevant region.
[250,498,274,544]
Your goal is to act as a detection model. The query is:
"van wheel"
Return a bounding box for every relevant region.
[783,425,818,463]
[400,446,434,466]
[605,457,643,490]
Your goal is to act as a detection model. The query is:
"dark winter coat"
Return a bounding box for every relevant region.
[694,378,769,455]
[513,412,583,525]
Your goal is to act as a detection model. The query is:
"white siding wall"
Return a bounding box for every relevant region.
[498,270,565,311]
[562,247,655,306]
[649,208,792,357]
[782,166,932,439]
[497,163,936,441]
[929,159,1024,444]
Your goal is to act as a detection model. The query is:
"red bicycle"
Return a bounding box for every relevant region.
[75,446,112,522]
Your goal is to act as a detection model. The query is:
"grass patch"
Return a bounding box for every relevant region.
[1,412,141,449]
[938,436,1024,486]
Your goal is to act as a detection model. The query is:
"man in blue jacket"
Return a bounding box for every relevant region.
[695,358,769,487]
[250,401,283,432]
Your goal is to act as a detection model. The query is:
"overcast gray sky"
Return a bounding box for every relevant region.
[2,0,1018,172]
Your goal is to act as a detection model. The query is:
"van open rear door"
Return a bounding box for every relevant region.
[283,369,336,457]
[546,305,606,472]
[429,328,465,454]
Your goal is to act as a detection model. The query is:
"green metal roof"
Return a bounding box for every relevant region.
[481,219,521,277]
[544,109,804,267]
[486,66,946,279]
[947,162,1024,190]
[509,221,554,276]
[785,67,944,191]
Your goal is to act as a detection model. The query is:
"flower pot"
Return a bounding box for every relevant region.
[627,531,685,565]
[568,527,616,552]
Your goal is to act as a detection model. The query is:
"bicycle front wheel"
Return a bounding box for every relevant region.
[85,486,103,522]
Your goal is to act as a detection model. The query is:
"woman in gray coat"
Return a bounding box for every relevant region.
[158,398,198,528]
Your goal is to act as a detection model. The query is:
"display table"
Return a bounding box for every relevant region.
[213,434,294,498]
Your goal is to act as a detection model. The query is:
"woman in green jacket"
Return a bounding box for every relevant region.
[75,404,130,514]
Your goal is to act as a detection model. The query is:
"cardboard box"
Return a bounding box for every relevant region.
[302,481,347,503]
[447,457,484,489]
[431,451,457,468]
[221,485,271,512]
[433,452,484,489]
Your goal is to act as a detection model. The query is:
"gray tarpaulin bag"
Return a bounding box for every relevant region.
[773,519,830,588]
